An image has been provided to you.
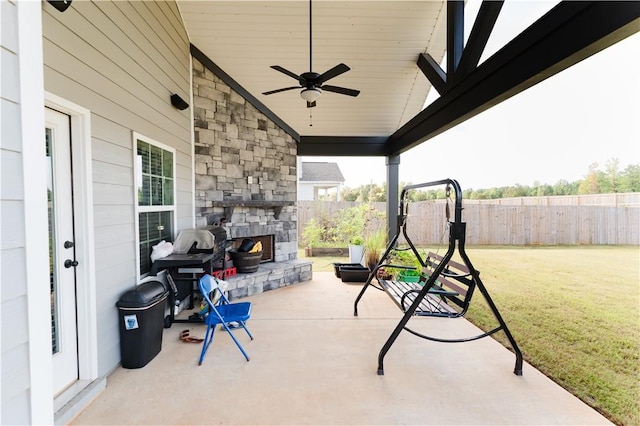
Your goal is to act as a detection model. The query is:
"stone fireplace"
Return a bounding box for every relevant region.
[192,57,311,298]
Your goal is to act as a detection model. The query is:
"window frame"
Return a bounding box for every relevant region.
[133,132,177,280]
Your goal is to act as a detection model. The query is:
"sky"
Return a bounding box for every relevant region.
[301,2,640,190]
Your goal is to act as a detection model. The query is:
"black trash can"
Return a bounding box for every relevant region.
[116,281,168,369]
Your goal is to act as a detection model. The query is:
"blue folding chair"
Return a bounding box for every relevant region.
[198,274,253,365]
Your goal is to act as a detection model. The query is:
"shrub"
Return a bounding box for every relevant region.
[301,218,325,248]
[333,203,384,246]
[301,203,385,248]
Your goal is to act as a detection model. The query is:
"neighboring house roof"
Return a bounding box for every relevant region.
[300,162,345,183]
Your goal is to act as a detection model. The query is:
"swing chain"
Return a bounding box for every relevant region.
[445,184,451,221]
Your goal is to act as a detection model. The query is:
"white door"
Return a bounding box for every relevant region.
[46,108,79,395]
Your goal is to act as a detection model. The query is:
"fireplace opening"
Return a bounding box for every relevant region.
[230,234,274,263]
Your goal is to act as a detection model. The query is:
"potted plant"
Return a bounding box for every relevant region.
[389,249,425,282]
[398,268,421,282]
[363,228,387,271]
[348,236,364,264]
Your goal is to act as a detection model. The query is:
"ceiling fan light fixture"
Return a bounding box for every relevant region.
[300,87,321,102]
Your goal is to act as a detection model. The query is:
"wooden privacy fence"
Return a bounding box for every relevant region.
[403,203,639,245]
[297,194,640,246]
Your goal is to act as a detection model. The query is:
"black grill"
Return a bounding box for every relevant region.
[186,226,229,265]
[172,226,229,265]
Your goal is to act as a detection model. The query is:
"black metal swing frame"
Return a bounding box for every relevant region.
[353,178,524,376]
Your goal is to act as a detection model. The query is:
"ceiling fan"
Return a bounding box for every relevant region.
[262,0,360,108]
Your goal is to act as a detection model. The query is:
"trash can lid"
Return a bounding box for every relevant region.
[116,280,168,308]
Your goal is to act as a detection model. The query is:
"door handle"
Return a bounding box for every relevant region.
[64,259,79,268]
[64,240,74,249]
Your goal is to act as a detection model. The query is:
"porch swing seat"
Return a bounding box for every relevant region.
[379,252,473,317]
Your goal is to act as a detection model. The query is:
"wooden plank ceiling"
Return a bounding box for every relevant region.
[178,1,447,138]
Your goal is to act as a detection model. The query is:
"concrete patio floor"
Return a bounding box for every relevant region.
[70,271,611,425]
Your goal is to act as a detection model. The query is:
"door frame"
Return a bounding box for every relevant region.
[45,93,98,392]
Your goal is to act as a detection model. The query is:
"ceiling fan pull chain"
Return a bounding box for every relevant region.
[309,109,313,127]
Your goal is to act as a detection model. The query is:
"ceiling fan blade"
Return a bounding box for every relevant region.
[321,85,360,97]
[270,65,304,83]
[317,63,350,84]
[306,101,316,108]
[262,86,300,95]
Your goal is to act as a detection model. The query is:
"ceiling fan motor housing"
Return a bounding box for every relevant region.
[301,72,321,86]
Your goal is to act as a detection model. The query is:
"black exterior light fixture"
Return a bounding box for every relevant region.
[47,0,72,12]
[170,93,189,110]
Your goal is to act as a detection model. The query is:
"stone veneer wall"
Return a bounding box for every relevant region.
[192,57,298,262]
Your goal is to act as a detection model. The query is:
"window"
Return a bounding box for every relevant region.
[134,134,176,277]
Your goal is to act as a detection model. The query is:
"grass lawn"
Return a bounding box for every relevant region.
[298,246,640,426]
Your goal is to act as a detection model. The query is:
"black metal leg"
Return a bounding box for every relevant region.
[354,233,400,316]
[377,248,455,375]
[377,308,413,375]
[458,238,524,376]
[353,272,374,317]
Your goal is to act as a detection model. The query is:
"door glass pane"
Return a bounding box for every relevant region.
[47,128,60,354]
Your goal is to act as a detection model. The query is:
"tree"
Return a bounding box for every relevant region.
[504,184,529,198]
[336,159,638,201]
[340,186,361,201]
[604,158,620,193]
[552,179,574,195]
[618,164,640,192]
[578,162,601,194]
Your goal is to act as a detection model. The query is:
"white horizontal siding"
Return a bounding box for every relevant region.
[0,199,25,250]
[1,47,20,101]
[0,149,23,200]
[0,248,27,301]
[1,99,22,151]
[1,343,31,419]
[92,161,132,186]
[93,205,133,228]
[91,138,133,168]
[0,1,30,424]
[42,0,192,378]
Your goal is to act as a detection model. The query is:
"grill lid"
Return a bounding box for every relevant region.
[172,229,216,253]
